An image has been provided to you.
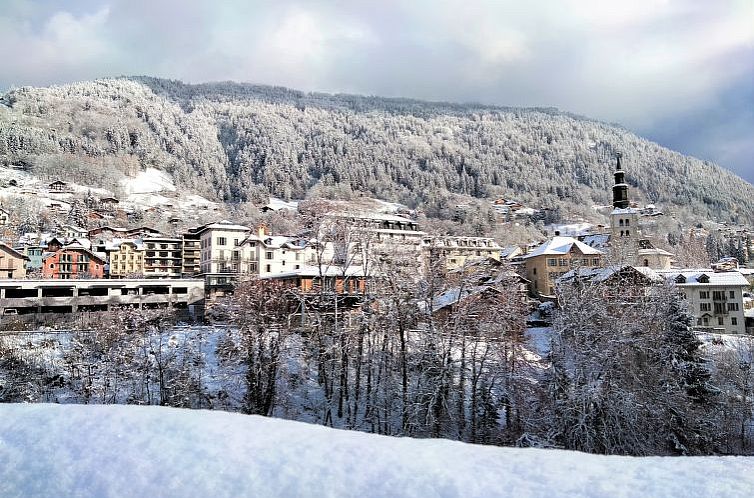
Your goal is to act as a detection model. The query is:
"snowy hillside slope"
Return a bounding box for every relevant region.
[1,404,752,498]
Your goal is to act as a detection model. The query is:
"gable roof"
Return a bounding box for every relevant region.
[0,242,30,261]
[558,265,662,285]
[522,236,603,259]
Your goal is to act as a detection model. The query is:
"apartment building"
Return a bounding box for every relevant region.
[0,242,29,279]
[108,240,145,278]
[659,270,749,334]
[42,244,106,279]
[193,221,252,287]
[143,236,183,278]
[181,231,201,277]
[424,236,502,270]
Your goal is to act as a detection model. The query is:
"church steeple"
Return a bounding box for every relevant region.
[612,153,629,209]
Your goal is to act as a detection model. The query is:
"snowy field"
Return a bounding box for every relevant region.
[1,404,753,498]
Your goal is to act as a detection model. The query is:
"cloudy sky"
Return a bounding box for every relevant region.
[1,0,752,180]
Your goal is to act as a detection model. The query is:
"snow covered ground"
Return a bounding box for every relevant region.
[1,404,752,498]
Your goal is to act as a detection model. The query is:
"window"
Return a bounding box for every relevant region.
[559,259,568,266]
[713,291,725,301]
[718,317,724,326]
[266,251,273,260]
[624,219,630,226]
[547,258,557,267]
[265,264,271,273]
[619,219,624,227]
[217,237,227,246]
[592,258,600,265]
[234,239,239,246]
[732,317,738,326]
[700,303,711,312]
[295,253,300,261]
[714,303,725,314]
[625,230,630,236]
[727,303,739,312]
[699,291,710,299]
[730,291,735,299]
[532,267,537,275]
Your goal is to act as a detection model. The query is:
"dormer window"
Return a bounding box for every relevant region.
[698,274,710,284]
[675,275,686,284]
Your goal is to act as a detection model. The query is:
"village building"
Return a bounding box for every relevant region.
[521,236,604,297]
[42,244,106,279]
[658,269,749,335]
[0,242,29,279]
[108,240,145,278]
[143,236,183,278]
[181,232,201,277]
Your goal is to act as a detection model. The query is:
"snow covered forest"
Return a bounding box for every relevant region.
[1,77,753,226]
[2,262,752,457]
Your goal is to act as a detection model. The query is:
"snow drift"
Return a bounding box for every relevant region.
[0,404,752,498]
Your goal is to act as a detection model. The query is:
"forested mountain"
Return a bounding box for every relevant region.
[1,77,752,224]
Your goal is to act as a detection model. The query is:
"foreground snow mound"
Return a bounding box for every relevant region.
[1,405,752,498]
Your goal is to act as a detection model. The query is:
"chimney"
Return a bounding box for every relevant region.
[257,223,269,237]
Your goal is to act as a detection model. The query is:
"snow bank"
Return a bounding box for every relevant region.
[120,167,176,194]
[1,404,752,498]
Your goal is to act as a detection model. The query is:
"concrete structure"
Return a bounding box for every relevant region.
[522,236,604,297]
[0,278,204,317]
[659,270,749,334]
[0,243,29,279]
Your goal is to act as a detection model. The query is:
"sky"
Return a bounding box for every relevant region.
[1,0,752,181]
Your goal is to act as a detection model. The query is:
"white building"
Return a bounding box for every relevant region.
[659,270,749,334]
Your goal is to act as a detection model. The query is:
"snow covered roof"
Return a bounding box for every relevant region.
[194,221,251,233]
[637,248,674,257]
[657,270,750,287]
[260,265,369,279]
[611,207,640,215]
[558,265,663,285]
[522,236,603,259]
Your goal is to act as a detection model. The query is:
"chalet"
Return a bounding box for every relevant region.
[98,197,120,210]
[260,265,369,295]
[0,243,29,279]
[42,244,106,279]
[48,180,69,192]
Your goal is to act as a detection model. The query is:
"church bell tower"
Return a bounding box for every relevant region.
[612,153,629,209]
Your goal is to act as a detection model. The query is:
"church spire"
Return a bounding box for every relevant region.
[612,152,629,209]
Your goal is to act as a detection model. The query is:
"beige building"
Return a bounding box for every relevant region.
[0,242,29,279]
[522,236,604,297]
[108,240,145,278]
[424,235,502,270]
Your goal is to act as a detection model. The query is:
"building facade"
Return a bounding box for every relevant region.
[42,245,106,279]
[522,236,604,297]
[108,241,145,278]
[143,237,183,278]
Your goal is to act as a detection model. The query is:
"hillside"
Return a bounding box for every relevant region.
[1,77,752,226]
[1,404,752,497]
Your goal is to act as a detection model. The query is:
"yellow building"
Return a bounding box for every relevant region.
[108,241,145,278]
[522,236,604,297]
